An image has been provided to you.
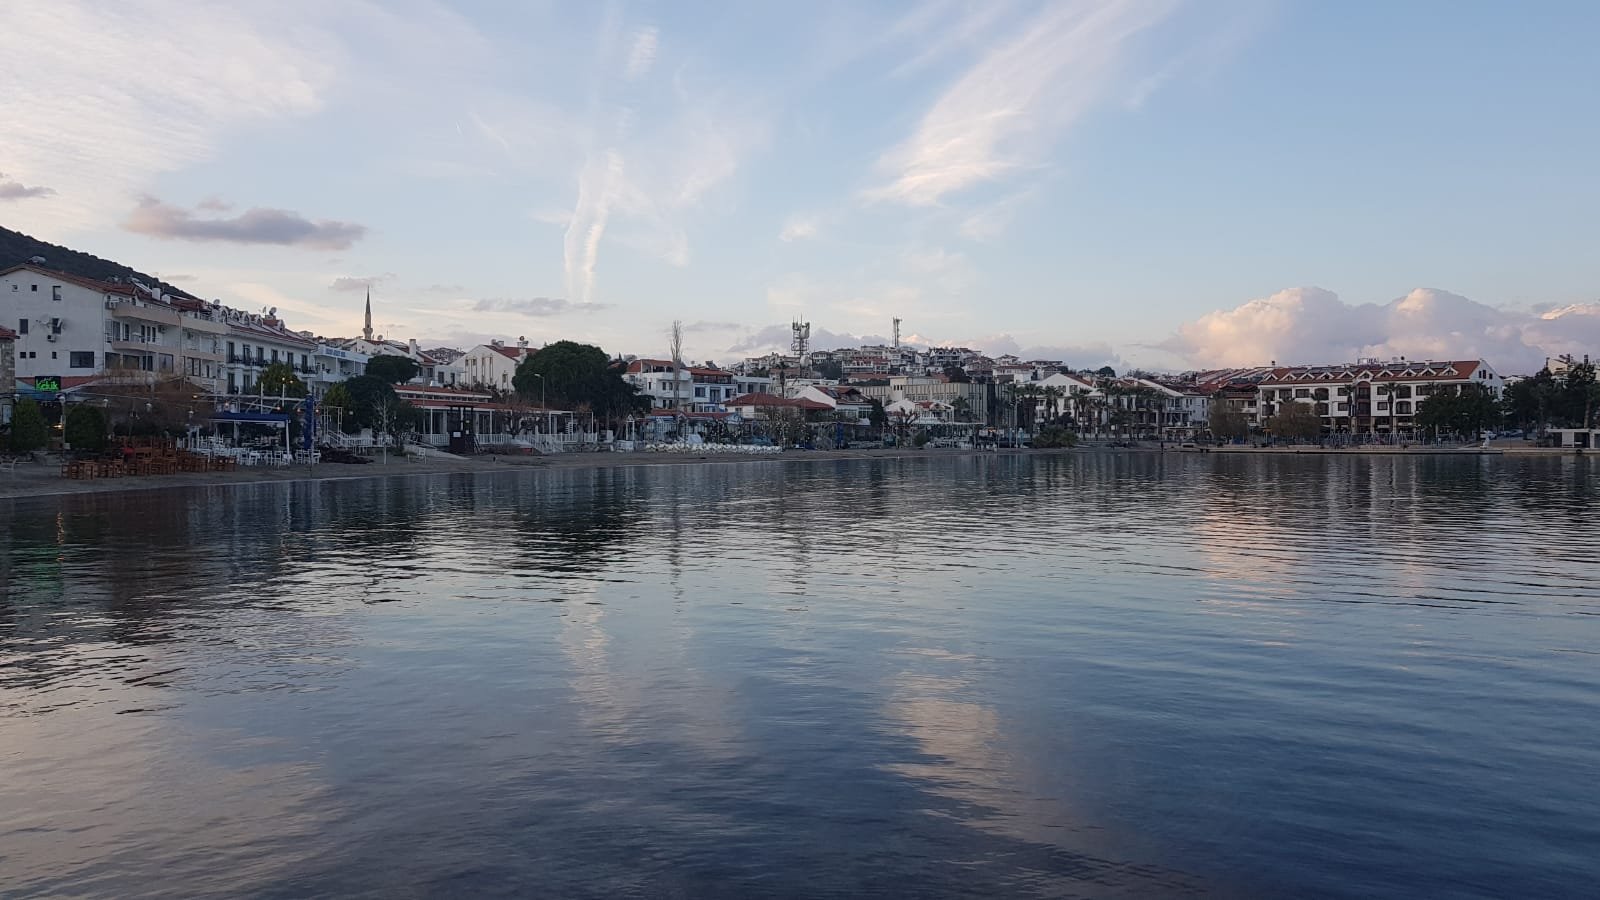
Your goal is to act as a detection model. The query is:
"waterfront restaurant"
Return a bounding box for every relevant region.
[396,385,576,451]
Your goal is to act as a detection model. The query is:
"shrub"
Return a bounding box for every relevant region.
[7,400,49,452]
[1032,426,1079,449]
[64,405,108,452]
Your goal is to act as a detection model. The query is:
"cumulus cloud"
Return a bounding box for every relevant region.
[472,297,607,316]
[124,196,367,250]
[0,173,55,200]
[330,273,395,291]
[1164,286,1600,374]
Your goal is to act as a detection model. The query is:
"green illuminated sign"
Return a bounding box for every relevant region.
[33,375,61,392]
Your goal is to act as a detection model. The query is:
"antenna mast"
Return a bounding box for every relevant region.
[791,318,811,365]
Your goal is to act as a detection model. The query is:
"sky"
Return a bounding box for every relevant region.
[2,0,1598,373]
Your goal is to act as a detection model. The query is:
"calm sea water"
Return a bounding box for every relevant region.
[2,454,1597,898]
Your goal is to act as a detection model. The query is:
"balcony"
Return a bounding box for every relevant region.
[107,300,179,326]
[108,334,168,353]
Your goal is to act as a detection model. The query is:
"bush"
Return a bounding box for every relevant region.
[912,430,931,448]
[1032,426,1079,449]
[64,405,108,452]
[8,400,49,452]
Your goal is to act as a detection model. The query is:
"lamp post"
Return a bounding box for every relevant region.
[528,372,547,438]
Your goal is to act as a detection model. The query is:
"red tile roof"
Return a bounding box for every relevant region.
[727,393,832,411]
[1,264,143,297]
[0,326,16,340]
[1263,360,1483,384]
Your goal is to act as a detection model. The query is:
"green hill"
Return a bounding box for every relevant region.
[0,224,197,299]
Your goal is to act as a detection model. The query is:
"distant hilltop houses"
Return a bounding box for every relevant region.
[1,239,1590,446]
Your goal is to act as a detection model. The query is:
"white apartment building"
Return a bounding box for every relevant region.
[221,310,319,396]
[1256,358,1503,434]
[0,264,233,390]
[461,341,529,392]
[623,358,693,410]
[309,344,370,396]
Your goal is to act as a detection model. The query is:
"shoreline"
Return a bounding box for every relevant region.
[1,442,1587,501]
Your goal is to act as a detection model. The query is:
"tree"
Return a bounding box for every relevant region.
[867,398,888,431]
[322,383,355,432]
[942,365,971,383]
[1417,383,1500,437]
[258,362,307,398]
[814,359,844,380]
[1208,398,1250,442]
[341,375,400,433]
[949,396,972,423]
[8,399,49,452]
[1032,426,1078,448]
[668,320,686,412]
[1503,370,1557,433]
[513,341,644,426]
[1096,366,1117,377]
[366,354,420,385]
[64,404,108,451]
[1268,400,1322,441]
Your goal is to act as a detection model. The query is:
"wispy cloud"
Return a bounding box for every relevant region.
[624,26,659,80]
[959,188,1037,241]
[473,297,609,316]
[0,173,55,201]
[779,215,819,242]
[867,0,1181,207]
[330,273,395,292]
[124,196,367,250]
[0,1,493,235]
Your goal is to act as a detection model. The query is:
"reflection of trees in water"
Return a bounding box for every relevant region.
[504,468,646,573]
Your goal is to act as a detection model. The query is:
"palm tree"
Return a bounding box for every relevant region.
[1041,386,1065,425]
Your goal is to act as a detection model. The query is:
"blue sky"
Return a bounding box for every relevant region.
[3,0,1598,371]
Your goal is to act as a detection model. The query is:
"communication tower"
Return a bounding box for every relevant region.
[791,318,811,363]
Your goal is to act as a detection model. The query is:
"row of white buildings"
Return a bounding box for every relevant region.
[1,258,1514,442]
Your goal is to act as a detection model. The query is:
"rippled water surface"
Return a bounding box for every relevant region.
[3,454,1599,898]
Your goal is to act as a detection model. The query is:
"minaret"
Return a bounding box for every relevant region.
[363,287,373,341]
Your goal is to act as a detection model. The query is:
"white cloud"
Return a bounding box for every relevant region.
[0,2,336,234]
[0,0,495,238]
[866,0,1181,207]
[779,216,819,242]
[1164,286,1600,373]
[959,188,1037,241]
[624,27,659,80]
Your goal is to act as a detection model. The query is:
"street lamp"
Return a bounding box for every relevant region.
[528,372,547,436]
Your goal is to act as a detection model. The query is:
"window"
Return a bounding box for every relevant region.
[694,386,706,397]
[228,373,238,393]
[1336,402,1348,411]
[17,318,27,334]
[70,351,93,368]
[31,284,38,292]
[1378,402,1390,411]
[52,285,62,301]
